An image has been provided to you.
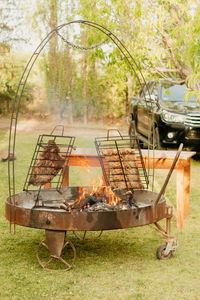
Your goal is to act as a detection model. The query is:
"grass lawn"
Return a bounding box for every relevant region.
[0,126,200,300]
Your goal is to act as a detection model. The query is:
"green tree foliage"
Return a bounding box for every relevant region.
[0,0,34,115]
[109,0,200,89]
[26,0,200,121]
[0,48,34,115]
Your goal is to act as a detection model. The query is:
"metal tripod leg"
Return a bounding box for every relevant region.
[36,230,76,270]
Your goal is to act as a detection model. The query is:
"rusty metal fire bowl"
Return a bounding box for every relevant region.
[6,187,167,231]
[5,187,176,270]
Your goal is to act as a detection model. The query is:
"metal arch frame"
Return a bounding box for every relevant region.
[8,19,155,231]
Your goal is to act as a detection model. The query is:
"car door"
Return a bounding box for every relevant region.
[137,82,154,137]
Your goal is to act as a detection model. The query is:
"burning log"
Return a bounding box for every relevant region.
[60,185,137,212]
[28,140,65,186]
[62,193,103,211]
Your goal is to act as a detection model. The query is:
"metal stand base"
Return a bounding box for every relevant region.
[36,230,76,270]
[154,206,178,260]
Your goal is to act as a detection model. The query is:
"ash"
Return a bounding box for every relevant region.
[86,201,132,212]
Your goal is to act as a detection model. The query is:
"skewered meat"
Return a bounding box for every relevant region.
[102,148,144,190]
[28,140,65,186]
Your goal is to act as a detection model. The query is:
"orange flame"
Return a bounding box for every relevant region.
[75,177,122,207]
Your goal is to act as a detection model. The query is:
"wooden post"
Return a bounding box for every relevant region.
[62,166,69,187]
[183,158,191,218]
[44,183,51,188]
[176,165,185,229]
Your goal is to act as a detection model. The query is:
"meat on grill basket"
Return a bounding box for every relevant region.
[28,140,65,186]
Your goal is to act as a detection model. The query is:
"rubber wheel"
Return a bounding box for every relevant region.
[156,244,174,260]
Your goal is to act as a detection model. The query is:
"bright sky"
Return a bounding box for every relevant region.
[0,0,43,51]
[1,1,115,54]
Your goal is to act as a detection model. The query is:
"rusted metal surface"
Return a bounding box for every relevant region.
[45,230,65,257]
[6,187,167,231]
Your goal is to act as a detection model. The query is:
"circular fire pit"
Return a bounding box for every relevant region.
[6,20,181,270]
[5,187,175,270]
[6,187,166,231]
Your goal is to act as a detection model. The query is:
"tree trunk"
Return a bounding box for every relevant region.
[126,72,132,114]
[64,0,74,123]
[82,30,88,125]
[48,0,58,105]
[92,58,100,119]
[6,98,9,114]
[65,39,73,124]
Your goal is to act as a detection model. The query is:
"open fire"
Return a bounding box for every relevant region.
[60,179,136,212]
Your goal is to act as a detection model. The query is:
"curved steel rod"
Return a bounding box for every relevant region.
[8,20,151,195]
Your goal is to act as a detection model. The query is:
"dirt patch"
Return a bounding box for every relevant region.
[0,117,10,130]
[0,116,128,137]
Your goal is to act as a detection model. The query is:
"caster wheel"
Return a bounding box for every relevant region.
[156,244,174,260]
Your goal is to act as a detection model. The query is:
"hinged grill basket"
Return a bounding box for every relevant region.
[95,130,149,191]
[23,126,75,205]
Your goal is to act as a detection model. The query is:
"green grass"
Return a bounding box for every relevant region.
[0,128,200,300]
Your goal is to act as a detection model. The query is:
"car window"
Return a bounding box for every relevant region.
[161,83,196,102]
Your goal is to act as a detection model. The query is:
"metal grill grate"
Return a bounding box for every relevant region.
[95,130,148,191]
[23,126,75,204]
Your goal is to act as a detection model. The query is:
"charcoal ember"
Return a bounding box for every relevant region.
[113,188,132,203]
[87,194,102,205]
[86,195,96,205]
[61,187,134,212]
[86,202,101,211]
[121,203,131,210]
[103,203,116,210]
[87,202,116,212]
[69,193,105,211]
[125,190,137,207]
[29,140,64,186]
[70,195,93,210]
